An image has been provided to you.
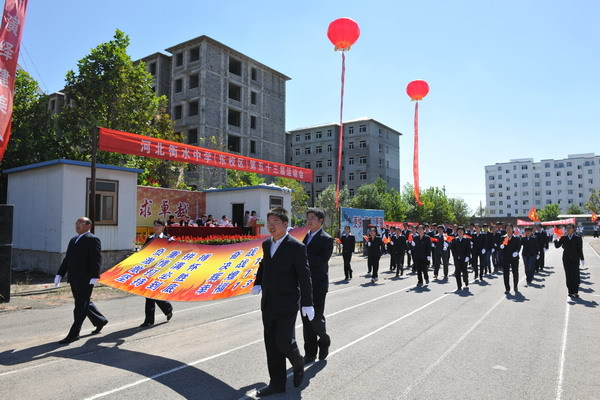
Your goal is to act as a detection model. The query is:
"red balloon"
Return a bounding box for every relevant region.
[327,18,360,51]
[406,80,429,101]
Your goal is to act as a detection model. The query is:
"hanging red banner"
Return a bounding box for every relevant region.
[98,127,313,183]
[0,0,29,161]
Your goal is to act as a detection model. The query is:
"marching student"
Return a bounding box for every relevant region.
[394,228,408,277]
[482,224,494,274]
[410,225,432,286]
[500,223,522,294]
[471,224,486,281]
[553,223,585,298]
[432,225,450,280]
[520,227,540,285]
[366,227,384,283]
[450,226,471,291]
[388,226,397,271]
[492,223,506,273]
[533,224,549,272]
[340,225,355,280]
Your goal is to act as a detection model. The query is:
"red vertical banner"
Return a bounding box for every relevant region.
[335,52,345,208]
[0,0,28,161]
[413,102,422,206]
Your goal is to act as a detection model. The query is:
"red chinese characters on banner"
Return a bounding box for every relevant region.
[0,0,28,161]
[99,127,314,183]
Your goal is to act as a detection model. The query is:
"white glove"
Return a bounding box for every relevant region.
[491,248,495,253]
[411,241,416,246]
[251,285,262,295]
[536,254,540,260]
[500,244,505,249]
[465,256,470,262]
[543,248,547,252]
[54,275,61,288]
[553,234,558,241]
[427,256,432,262]
[89,278,98,285]
[408,250,411,254]
[168,236,175,242]
[301,306,315,321]
[443,243,448,251]
[391,242,394,246]
[512,252,518,258]
[481,249,486,254]
[367,241,371,246]
[581,260,585,267]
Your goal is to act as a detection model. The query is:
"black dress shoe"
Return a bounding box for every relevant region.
[303,355,316,365]
[256,386,285,397]
[319,346,329,361]
[140,321,154,327]
[166,312,173,321]
[91,320,108,334]
[59,335,79,344]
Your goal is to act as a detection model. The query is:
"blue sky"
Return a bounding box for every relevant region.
[18,0,600,211]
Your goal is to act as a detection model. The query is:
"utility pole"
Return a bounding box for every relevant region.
[90,126,98,234]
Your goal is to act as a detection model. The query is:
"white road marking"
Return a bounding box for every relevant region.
[556,298,571,400]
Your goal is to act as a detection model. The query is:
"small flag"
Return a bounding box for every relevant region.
[363,235,369,241]
[335,238,342,244]
[592,212,598,222]
[528,206,540,222]
[502,236,509,246]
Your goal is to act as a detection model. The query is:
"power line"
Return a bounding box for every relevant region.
[20,43,49,94]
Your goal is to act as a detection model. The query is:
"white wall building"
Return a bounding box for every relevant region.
[485,153,600,217]
[6,159,141,274]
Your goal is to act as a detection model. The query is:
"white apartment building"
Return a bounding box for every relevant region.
[485,153,600,217]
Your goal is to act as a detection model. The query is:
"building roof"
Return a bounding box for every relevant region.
[164,35,291,81]
[4,159,144,174]
[288,117,402,136]
[202,184,291,194]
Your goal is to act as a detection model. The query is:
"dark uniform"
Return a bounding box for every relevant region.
[432,233,450,279]
[410,234,432,285]
[367,235,384,281]
[471,231,486,280]
[500,235,522,293]
[340,232,356,280]
[534,228,549,272]
[394,232,408,277]
[520,235,540,284]
[554,234,584,297]
[451,236,471,290]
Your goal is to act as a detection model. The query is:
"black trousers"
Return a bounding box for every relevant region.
[144,298,173,324]
[389,250,396,269]
[415,258,429,283]
[433,251,449,277]
[368,254,380,278]
[262,310,303,390]
[476,253,487,278]
[471,253,480,278]
[302,291,330,359]
[454,259,469,289]
[67,283,107,338]
[342,252,353,279]
[563,260,581,295]
[535,250,545,271]
[503,257,519,291]
[396,251,405,275]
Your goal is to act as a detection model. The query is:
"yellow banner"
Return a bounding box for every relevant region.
[99,227,309,301]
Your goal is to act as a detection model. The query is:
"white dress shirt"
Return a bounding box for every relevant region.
[270,233,288,258]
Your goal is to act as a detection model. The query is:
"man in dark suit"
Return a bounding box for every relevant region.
[410,225,432,286]
[252,208,314,396]
[450,226,471,291]
[54,217,108,344]
[340,225,355,280]
[534,224,549,272]
[500,223,522,294]
[554,223,585,298]
[302,208,334,365]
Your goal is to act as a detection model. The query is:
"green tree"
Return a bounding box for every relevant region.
[448,197,471,225]
[225,170,265,188]
[565,203,584,215]
[315,184,350,236]
[57,30,183,186]
[351,178,388,210]
[383,187,410,222]
[585,189,600,214]
[538,203,561,221]
[274,177,309,224]
[0,70,59,201]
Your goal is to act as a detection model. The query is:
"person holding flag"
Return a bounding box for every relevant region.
[500,224,522,295]
[554,223,585,298]
[520,227,540,286]
[366,227,384,283]
[533,224,549,272]
[450,226,471,291]
[410,225,432,286]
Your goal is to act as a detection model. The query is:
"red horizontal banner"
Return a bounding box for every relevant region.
[99,127,314,183]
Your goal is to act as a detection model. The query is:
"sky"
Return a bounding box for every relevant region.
[17,0,600,212]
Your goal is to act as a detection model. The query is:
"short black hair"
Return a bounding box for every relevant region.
[306,207,325,222]
[525,227,533,232]
[457,226,465,233]
[153,219,165,227]
[169,215,175,219]
[267,207,289,223]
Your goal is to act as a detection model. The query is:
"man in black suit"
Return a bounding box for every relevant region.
[554,223,585,298]
[450,226,471,291]
[340,225,355,280]
[54,217,108,344]
[500,223,522,294]
[302,208,334,365]
[252,208,314,396]
[410,225,432,286]
[534,224,549,272]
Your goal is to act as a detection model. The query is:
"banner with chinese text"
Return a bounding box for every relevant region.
[99,227,309,301]
[340,207,385,240]
[99,127,314,183]
[137,186,206,226]
[0,0,28,161]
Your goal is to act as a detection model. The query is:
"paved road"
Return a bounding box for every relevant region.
[1,239,599,400]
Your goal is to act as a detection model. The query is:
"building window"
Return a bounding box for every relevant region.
[348,142,354,150]
[228,109,241,127]
[327,144,332,152]
[522,182,528,187]
[188,100,198,116]
[316,146,323,154]
[305,147,311,154]
[359,140,367,148]
[251,67,258,81]
[189,74,199,89]
[187,128,198,144]
[359,156,367,164]
[251,91,258,105]
[174,105,182,120]
[521,165,528,170]
[228,83,242,101]
[327,129,332,137]
[228,135,241,152]
[327,159,332,167]
[189,47,200,62]
[148,62,156,75]
[489,184,495,189]
[316,176,322,183]
[378,159,383,167]
[359,124,366,132]
[229,57,242,76]
[349,157,354,165]
[305,132,311,140]
[87,179,118,225]
[305,162,311,169]
[295,148,300,156]
[175,78,183,93]
[250,140,256,154]
[522,173,528,178]
[349,188,355,196]
[175,52,183,67]
[348,126,354,134]
[349,173,354,181]
[359,172,367,180]
[327,175,333,182]
[250,116,257,129]
[316,131,322,139]
[295,135,300,142]
[316,161,323,168]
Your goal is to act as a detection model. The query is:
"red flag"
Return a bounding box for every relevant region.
[502,236,509,246]
[363,235,369,241]
[430,237,439,243]
[464,234,472,239]
[444,235,454,242]
[383,237,391,244]
[592,212,598,222]
[408,233,413,242]
[335,238,342,244]
[413,102,422,206]
[0,0,29,162]
[553,227,564,238]
[528,206,540,222]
